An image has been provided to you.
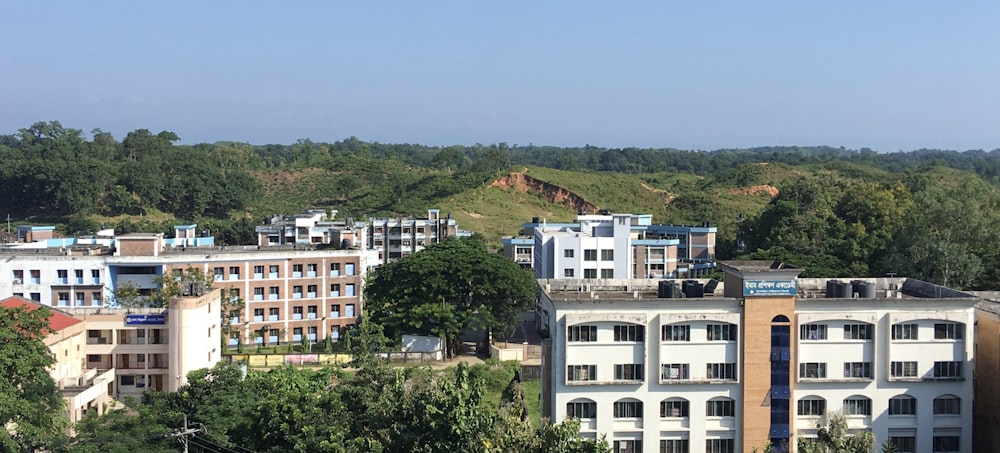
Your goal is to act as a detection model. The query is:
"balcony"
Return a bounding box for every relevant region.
[330,291,341,297]
[230,317,240,325]
[293,313,303,320]
[75,277,84,284]
[254,273,264,279]
[58,277,69,284]
[307,313,317,320]
[91,278,100,285]
[293,293,303,300]
[268,315,279,321]
[214,275,224,282]
[229,274,240,281]
[253,315,264,322]
[293,271,303,278]
[293,334,303,342]
[268,294,278,301]
[330,270,341,277]
[307,271,317,278]
[87,336,111,345]
[254,294,264,301]
[331,311,340,318]
[268,272,278,279]
[307,292,317,298]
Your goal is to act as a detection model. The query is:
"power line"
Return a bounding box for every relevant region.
[188,437,225,453]
[189,436,249,453]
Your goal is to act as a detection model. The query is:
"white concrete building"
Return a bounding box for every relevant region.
[64,288,221,398]
[529,213,717,281]
[536,261,976,453]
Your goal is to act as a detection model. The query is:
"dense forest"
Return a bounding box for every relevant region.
[3,120,1000,289]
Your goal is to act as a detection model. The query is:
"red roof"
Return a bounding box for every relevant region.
[0,297,82,332]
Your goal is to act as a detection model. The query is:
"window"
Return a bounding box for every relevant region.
[120,375,135,386]
[799,363,827,379]
[707,323,737,341]
[705,439,734,453]
[660,399,689,418]
[58,269,68,283]
[74,269,83,283]
[843,397,872,416]
[254,287,265,300]
[307,326,317,340]
[600,249,614,261]
[661,364,689,380]
[345,263,355,275]
[844,362,872,379]
[600,269,614,279]
[269,265,279,277]
[345,284,355,296]
[662,324,690,341]
[797,398,826,416]
[307,263,317,276]
[613,399,643,418]
[614,364,643,381]
[933,435,960,453]
[564,249,574,258]
[583,249,597,261]
[614,325,644,342]
[889,435,915,453]
[330,304,340,317]
[892,323,918,340]
[613,440,641,453]
[253,308,264,322]
[583,269,597,279]
[254,265,264,278]
[268,286,279,299]
[268,307,279,321]
[843,323,873,340]
[706,398,735,417]
[292,264,303,277]
[293,306,303,320]
[891,361,918,378]
[331,283,341,297]
[75,293,85,306]
[330,325,341,340]
[92,291,102,305]
[933,396,961,415]
[307,305,317,319]
[889,396,917,415]
[933,361,962,378]
[13,270,23,283]
[292,285,303,299]
[57,292,69,306]
[30,293,40,302]
[292,327,303,341]
[566,400,596,419]
[307,284,317,297]
[345,304,355,317]
[800,324,827,340]
[934,323,963,340]
[227,266,239,279]
[660,439,689,453]
[330,263,340,276]
[568,325,597,342]
[91,269,101,283]
[706,363,737,380]
[567,365,596,381]
[563,269,574,277]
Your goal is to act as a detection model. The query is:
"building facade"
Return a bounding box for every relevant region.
[504,212,717,280]
[536,261,976,453]
[63,288,221,399]
[0,225,365,347]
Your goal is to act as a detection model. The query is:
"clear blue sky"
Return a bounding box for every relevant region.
[2,1,998,152]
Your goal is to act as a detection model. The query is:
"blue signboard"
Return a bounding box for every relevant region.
[125,314,166,325]
[743,280,797,297]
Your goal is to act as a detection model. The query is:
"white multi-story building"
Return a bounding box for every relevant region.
[536,261,976,453]
[63,287,221,398]
[527,213,717,281]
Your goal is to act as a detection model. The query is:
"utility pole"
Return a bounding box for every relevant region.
[169,414,203,453]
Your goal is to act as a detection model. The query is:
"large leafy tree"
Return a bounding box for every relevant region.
[364,236,537,356]
[0,304,68,452]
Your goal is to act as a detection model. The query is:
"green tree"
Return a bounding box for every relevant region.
[0,305,68,452]
[364,237,537,357]
[798,413,875,453]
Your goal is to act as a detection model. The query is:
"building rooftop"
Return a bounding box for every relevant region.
[0,297,82,331]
